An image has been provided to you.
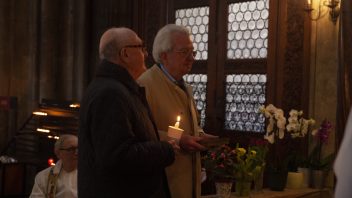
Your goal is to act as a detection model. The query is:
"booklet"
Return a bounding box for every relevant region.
[199,137,230,148]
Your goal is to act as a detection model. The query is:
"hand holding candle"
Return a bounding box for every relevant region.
[168,115,184,140]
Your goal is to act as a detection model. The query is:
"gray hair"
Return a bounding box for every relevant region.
[152,24,190,63]
[54,134,77,152]
[99,27,137,61]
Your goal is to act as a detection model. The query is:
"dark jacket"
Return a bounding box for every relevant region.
[78,60,175,198]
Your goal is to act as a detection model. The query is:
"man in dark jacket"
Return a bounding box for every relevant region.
[78,27,176,198]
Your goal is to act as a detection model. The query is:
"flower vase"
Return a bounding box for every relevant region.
[215,181,233,198]
[267,169,288,191]
[235,181,251,197]
[311,170,326,189]
[253,170,264,192]
[286,172,303,189]
[297,167,310,188]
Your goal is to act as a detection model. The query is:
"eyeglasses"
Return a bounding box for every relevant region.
[124,44,147,53]
[60,146,78,153]
[173,49,197,58]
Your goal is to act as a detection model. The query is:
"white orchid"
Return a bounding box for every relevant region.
[286,109,315,138]
[260,104,286,143]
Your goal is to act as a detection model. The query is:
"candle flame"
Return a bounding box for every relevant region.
[177,116,181,122]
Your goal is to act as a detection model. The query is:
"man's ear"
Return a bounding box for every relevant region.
[160,52,167,63]
[120,48,128,58]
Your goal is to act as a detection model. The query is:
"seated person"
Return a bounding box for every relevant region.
[30,134,78,198]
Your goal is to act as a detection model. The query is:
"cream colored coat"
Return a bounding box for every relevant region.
[138,65,202,198]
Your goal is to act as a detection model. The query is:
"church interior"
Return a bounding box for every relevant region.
[0,0,351,197]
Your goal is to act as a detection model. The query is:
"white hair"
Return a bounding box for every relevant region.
[54,134,77,152]
[152,24,190,63]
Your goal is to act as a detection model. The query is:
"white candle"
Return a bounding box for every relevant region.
[174,116,181,128]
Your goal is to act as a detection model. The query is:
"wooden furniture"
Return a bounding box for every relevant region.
[201,188,332,198]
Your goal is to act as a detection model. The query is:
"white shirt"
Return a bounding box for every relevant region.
[334,109,352,198]
[30,160,77,198]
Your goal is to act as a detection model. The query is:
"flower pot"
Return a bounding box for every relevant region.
[215,181,233,198]
[286,172,303,189]
[235,181,251,197]
[311,170,326,189]
[297,167,311,187]
[267,169,288,191]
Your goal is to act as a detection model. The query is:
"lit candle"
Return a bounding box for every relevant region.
[307,0,311,6]
[174,116,181,128]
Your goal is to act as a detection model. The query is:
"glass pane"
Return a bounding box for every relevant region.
[176,6,210,60]
[183,74,208,127]
[224,74,267,132]
[227,0,269,59]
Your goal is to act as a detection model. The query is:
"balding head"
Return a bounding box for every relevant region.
[99,27,138,62]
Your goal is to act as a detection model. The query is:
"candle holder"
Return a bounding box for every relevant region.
[167,126,184,140]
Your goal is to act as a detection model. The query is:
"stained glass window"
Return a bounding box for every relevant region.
[176,7,209,60]
[227,0,269,59]
[224,74,266,132]
[184,74,207,127]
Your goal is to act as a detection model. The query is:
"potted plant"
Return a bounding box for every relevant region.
[308,119,335,188]
[259,105,315,190]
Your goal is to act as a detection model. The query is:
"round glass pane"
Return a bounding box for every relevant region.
[236,12,243,21]
[201,75,207,82]
[235,31,243,40]
[252,30,259,39]
[247,39,254,48]
[195,34,202,42]
[235,49,242,58]
[229,13,235,22]
[244,11,252,21]
[259,75,267,83]
[199,24,206,34]
[248,20,256,30]
[231,22,239,31]
[240,21,248,30]
[202,51,208,59]
[226,75,233,82]
[239,40,246,49]
[189,17,195,25]
[203,16,209,25]
[200,7,206,16]
[192,8,198,17]
[182,18,188,26]
[255,39,264,48]
[264,39,268,47]
[198,42,205,51]
[228,31,235,40]
[192,26,198,34]
[257,1,265,10]
[260,29,268,39]
[253,10,260,20]
[233,4,239,12]
[243,49,250,58]
[176,18,182,25]
[231,40,238,49]
[250,75,258,83]
[251,48,259,57]
[257,19,265,29]
[243,30,251,39]
[196,16,202,25]
[179,10,185,18]
[240,2,248,12]
[249,2,256,11]
[261,9,269,19]
[202,34,208,42]
[259,48,267,58]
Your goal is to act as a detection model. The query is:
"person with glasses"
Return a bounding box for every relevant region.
[30,134,78,198]
[138,24,217,198]
[79,27,177,198]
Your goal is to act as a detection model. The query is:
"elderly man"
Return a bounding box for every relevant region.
[30,134,78,198]
[79,27,176,198]
[138,24,217,198]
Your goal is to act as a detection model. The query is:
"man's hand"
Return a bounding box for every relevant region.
[167,139,181,153]
[179,134,207,152]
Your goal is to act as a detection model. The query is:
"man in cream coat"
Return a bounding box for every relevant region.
[138,24,216,198]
